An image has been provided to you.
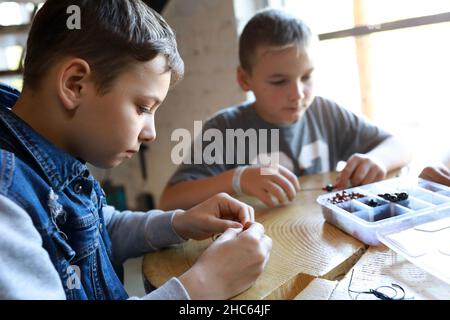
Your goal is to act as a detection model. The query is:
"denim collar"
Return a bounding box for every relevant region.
[0,83,88,191]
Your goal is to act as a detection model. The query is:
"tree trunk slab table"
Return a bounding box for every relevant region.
[142,172,450,299]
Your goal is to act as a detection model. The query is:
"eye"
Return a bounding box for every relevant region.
[269,79,288,86]
[137,105,153,115]
[302,75,311,82]
[302,70,314,82]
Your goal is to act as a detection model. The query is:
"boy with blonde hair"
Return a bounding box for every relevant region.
[160,8,411,210]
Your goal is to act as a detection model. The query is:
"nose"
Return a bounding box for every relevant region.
[139,117,156,143]
[289,80,305,102]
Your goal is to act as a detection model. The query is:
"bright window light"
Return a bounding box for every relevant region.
[0,2,24,26]
[269,0,450,172]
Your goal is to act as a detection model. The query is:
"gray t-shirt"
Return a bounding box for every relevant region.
[169,96,391,185]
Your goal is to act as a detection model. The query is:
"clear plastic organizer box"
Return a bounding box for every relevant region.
[316,177,450,246]
[377,206,450,285]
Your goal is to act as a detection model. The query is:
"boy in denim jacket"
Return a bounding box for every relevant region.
[0,0,271,300]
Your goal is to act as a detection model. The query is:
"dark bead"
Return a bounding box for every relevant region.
[367,200,379,207]
[389,195,398,202]
[398,192,408,201]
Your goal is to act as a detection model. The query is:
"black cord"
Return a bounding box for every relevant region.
[347,269,409,300]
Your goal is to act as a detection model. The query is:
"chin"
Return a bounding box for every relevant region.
[281,111,304,124]
[107,159,125,168]
[89,158,124,169]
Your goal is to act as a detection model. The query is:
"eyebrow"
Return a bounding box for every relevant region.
[140,95,162,106]
[268,68,315,78]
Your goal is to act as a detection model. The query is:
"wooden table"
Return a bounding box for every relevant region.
[142,171,450,300]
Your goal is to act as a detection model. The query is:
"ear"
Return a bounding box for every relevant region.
[236,66,252,92]
[56,58,92,111]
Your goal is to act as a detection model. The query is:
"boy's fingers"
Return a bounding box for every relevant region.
[278,166,300,192]
[440,166,450,176]
[433,174,450,185]
[265,181,287,205]
[210,218,243,233]
[241,221,265,237]
[336,158,358,189]
[260,234,273,252]
[233,203,254,224]
[361,166,379,185]
[350,162,369,186]
[217,194,254,224]
[248,206,255,222]
[214,227,241,244]
[375,170,386,182]
[270,174,296,201]
[419,172,432,181]
[262,253,271,269]
[257,190,276,208]
[421,168,450,186]
[364,166,385,185]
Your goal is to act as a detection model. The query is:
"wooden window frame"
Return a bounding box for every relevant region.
[318,3,450,119]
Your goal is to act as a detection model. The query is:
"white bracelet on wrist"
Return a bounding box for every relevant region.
[232,165,248,196]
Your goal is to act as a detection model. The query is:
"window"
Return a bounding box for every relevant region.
[0,1,36,26]
[268,0,450,170]
[0,1,42,89]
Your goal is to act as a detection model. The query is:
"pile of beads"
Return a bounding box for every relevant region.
[328,191,365,204]
[378,192,408,202]
[367,199,383,207]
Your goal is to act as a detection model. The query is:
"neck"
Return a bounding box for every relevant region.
[12,87,74,155]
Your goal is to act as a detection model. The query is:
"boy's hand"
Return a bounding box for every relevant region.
[179,222,272,300]
[240,164,300,208]
[172,193,254,240]
[335,153,387,189]
[419,165,450,186]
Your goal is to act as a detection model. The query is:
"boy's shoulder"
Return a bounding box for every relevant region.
[0,83,20,108]
[204,101,254,129]
[0,149,15,195]
[307,96,360,123]
[208,101,253,120]
[0,149,42,200]
[309,96,343,113]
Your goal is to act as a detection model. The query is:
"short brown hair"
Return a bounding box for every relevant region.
[239,8,312,73]
[23,0,184,93]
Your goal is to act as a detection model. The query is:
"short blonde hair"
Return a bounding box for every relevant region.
[239,8,313,73]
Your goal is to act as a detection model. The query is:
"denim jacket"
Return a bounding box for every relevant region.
[0,83,190,300]
[0,83,189,300]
